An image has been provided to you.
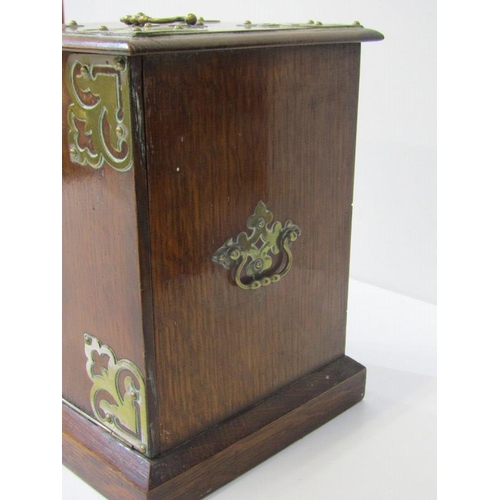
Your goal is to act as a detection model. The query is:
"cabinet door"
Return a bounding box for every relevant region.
[143,43,361,454]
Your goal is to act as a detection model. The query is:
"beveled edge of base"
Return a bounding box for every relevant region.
[63,355,366,500]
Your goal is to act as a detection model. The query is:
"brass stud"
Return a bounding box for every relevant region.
[115,58,125,71]
[139,444,147,453]
[79,65,89,78]
[244,20,252,25]
[185,13,197,25]
[99,25,108,31]
[84,333,92,344]
[174,25,183,30]
[144,22,152,27]
[70,147,77,158]
[315,21,323,26]
[104,414,112,422]
[116,125,124,138]
[307,20,315,24]
[133,26,142,31]
[130,391,137,400]
[68,20,78,26]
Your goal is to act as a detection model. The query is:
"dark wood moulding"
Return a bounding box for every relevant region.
[62,25,383,55]
[63,355,366,500]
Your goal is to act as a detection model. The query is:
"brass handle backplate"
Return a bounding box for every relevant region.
[212,201,301,290]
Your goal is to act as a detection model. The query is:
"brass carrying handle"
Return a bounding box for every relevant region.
[212,201,301,291]
[233,227,299,290]
[120,12,198,27]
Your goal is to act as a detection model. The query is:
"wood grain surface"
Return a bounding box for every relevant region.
[143,43,361,453]
[62,52,149,423]
[63,355,366,500]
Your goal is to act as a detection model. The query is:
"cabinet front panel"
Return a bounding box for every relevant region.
[143,44,360,453]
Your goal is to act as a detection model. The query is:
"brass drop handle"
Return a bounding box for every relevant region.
[212,201,301,290]
[120,12,198,27]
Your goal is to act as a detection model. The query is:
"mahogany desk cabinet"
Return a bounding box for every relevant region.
[62,15,383,500]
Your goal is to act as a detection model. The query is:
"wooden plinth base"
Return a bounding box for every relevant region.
[63,355,366,500]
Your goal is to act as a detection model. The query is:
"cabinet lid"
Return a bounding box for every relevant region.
[62,16,383,55]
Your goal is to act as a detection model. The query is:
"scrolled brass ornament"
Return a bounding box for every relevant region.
[213,201,301,290]
[66,54,133,172]
[84,333,148,454]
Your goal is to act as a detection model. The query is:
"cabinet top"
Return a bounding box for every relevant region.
[62,17,383,55]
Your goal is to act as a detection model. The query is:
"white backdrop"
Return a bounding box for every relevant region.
[63,0,436,304]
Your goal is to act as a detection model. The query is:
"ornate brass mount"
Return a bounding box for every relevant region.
[241,20,362,29]
[66,54,133,172]
[84,333,148,454]
[213,201,301,290]
[121,12,204,27]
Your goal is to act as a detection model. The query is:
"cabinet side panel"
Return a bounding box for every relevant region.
[62,52,147,421]
[143,44,360,453]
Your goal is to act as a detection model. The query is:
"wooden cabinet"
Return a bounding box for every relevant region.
[62,18,383,500]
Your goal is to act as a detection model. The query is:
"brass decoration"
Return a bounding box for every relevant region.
[84,333,148,454]
[241,21,362,29]
[67,54,133,172]
[63,20,363,38]
[213,201,301,290]
[120,12,199,27]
